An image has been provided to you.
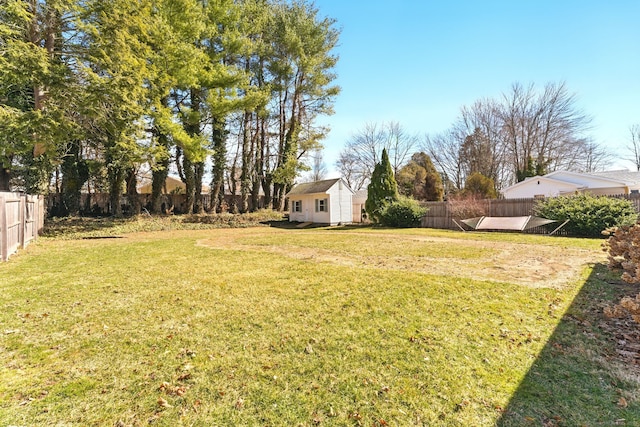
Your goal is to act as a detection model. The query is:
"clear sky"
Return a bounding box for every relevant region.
[312,0,640,175]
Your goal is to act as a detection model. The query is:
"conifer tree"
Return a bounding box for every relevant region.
[365,148,399,222]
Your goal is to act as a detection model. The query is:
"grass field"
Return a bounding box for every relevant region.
[1,220,638,426]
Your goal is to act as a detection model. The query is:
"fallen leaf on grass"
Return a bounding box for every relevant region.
[157,397,172,408]
[18,397,34,406]
[235,398,244,409]
[177,372,191,381]
[618,396,628,408]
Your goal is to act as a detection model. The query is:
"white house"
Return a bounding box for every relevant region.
[501,170,640,199]
[287,178,354,225]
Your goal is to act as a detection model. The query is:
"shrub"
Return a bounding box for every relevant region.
[534,193,638,237]
[379,197,428,228]
[447,194,488,220]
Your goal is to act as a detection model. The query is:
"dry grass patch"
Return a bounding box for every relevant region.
[198,228,604,288]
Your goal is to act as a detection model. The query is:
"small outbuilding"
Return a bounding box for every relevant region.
[352,189,368,223]
[287,178,354,225]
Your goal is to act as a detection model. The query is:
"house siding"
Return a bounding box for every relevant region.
[503,179,579,199]
[327,180,353,225]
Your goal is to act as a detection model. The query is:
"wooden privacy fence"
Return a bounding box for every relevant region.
[0,193,45,261]
[421,198,537,230]
[421,194,640,234]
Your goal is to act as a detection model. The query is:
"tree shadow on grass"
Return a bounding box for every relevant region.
[496,263,640,426]
[42,216,127,238]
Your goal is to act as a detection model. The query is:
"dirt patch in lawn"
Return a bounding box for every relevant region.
[197,229,605,289]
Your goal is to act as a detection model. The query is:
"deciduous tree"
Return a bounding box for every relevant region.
[336,121,418,190]
[627,124,640,171]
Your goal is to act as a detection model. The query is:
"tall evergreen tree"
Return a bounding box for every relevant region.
[0,0,79,193]
[365,148,398,223]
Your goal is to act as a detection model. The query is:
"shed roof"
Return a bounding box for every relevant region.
[287,178,353,196]
[353,189,368,203]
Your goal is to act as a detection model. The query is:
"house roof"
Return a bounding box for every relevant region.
[286,178,353,196]
[502,175,584,193]
[502,169,640,196]
[591,170,640,185]
[138,175,210,194]
[545,170,630,187]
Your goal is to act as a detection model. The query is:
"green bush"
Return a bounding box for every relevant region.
[379,197,428,228]
[534,193,638,237]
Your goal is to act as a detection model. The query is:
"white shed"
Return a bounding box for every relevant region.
[352,189,368,223]
[287,178,354,225]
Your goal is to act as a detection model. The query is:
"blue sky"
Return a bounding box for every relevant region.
[312,0,640,174]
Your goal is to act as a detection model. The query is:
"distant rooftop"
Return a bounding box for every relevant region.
[286,178,343,196]
[590,170,640,184]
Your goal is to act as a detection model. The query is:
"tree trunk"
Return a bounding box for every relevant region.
[60,141,86,216]
[240,111,252,213]
[262,174,272,210]
[108,167,124,217]
[151,162,169,214]
[182,155,195,214]
[0,163,11,191]
[194,161,204,214]
[151,98,170,214]
[210,116,227,213]
[126,168,140,215]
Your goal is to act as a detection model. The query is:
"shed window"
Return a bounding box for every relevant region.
[315,198,328,212]
[292,200,302,212]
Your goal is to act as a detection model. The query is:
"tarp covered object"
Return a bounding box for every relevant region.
[461,216,556,231]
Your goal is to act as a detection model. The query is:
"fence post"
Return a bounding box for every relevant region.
[1,194,6,261]
[19,194,25,249]
[38,195,45,234]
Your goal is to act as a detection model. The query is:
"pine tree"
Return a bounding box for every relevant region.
[365,148,399,222]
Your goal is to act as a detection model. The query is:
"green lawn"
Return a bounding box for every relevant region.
[0,223,637,426]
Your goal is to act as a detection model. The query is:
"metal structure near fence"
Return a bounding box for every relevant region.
[420,195,640,235]
[0,192,45,261]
